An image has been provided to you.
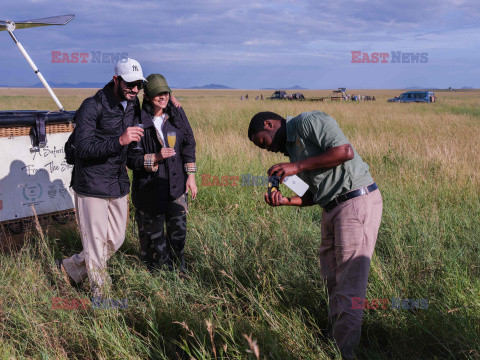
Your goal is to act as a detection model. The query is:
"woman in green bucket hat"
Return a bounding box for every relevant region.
[127,74,197,274]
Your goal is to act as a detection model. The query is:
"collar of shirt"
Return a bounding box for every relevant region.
[153,114,167,145]
[153,114,166,128]
[286,115,297,143]
[284,115,298,156]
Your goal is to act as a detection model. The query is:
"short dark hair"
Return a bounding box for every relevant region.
[248,112,285,140]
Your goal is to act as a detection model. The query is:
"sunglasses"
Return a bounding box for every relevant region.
[119,77,144,90]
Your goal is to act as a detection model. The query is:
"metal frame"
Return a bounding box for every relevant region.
[0,15,75,111]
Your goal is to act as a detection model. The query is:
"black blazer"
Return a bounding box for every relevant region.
[127,104,196,215]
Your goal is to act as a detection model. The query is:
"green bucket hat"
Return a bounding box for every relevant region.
[144,73,172,97]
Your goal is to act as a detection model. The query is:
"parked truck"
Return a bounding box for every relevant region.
[331,88,347,101]
[388,91,436,103]
[268,90,288,99]
[268,90,327,102]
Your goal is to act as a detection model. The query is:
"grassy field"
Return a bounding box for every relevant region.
[0,88,479,359]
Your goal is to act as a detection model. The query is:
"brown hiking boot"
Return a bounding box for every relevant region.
[55,259,73,286]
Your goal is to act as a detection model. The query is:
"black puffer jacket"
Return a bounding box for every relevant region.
[127,103,196,215]
[72,81,140,198]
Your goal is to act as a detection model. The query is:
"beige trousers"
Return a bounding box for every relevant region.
[320,188,383,359]
[62,192,128,294]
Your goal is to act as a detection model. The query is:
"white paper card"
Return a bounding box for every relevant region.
[283,175,309,197]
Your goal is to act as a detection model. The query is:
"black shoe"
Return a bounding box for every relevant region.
[320,323,334,340]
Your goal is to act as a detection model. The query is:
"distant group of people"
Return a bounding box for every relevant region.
[56,58,382,360]
[347,94,375,101]
[240,94,263,101]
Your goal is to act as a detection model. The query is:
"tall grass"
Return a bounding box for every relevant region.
[0,89,479,359]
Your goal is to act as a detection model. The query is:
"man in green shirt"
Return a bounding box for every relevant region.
[248,111,383,359]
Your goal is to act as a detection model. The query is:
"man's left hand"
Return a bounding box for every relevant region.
[171,94,182,108]
[268,162,300,183]
[264,190,288,207]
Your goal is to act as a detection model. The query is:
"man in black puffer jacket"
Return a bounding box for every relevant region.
[58,58,146,297]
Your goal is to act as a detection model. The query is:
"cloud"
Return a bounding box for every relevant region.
[243,39,283,46]
[0,0,478,88]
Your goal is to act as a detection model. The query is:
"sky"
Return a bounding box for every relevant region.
[0,0,479,89]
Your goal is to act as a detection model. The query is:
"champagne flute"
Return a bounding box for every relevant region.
[167,131,176,148]
[133,123,144,150]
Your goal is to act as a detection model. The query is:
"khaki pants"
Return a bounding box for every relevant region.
[63,192,128,295]
[320,188,383,359]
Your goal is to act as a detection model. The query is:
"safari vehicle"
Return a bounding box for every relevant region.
[287,92,305,100]
[268,90,306,100]
[0,15,76,249]
[388,91,436,103]
[268,90,326,102]
[331,87,347,101]
[268,90,288,99]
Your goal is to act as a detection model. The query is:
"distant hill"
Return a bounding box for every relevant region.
[287,85,306,90]
[404,86,477,91]
[187,84,233,89]
[0,82,105,88]
[260,85,306,90]
[0,82,233,89]
[32,82,105,88]
[0,82,104,88]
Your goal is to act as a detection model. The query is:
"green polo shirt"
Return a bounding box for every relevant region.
[285,111,373,207]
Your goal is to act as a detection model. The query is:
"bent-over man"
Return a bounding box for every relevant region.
[248,111,383,359]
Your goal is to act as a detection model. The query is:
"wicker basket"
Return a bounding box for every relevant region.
[0,123,74,138]
[0,209,76,252]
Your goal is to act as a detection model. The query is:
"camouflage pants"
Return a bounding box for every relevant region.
[135,193,188,272]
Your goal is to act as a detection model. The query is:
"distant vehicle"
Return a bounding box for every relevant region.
[268,90,288,99]
[268,90,306,101]
[388,91,436,103]
[287,93,305,100]
[268,90,327,102]
[331,88,348,101]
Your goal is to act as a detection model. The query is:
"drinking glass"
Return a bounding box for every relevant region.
[133,123,144,150]
[167,131,176,148]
